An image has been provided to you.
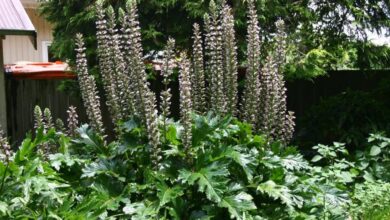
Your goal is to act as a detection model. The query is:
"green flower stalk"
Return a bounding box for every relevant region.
[241,0,261,127]
[221,4,238,116]
[75,33,104,134]
[160,38,175,129]
[122,0,160,166]
[146,92,161,168]
[274,19,295,143]
[95,1,122,124]
[43,108,54,131]
[118,7,138,117]
[0,128,12,163]
[259,54,278,137]
[55,118,65,132]
[203,14,212,110]
[282,111,295,143]
[34,105,44,130]
[179,52,193,152]
[67,106,79,137]
[205,0,225,115]
[274,19,287,70]
[121,0,151,122]
[106,6,134,118]
[259,20,295,143]
[33,105,51,157]
[191,23,206,114]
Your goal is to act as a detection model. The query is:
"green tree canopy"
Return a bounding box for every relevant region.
[39,0,390,79]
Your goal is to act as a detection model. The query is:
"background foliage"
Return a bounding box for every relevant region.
[39,0,390,79]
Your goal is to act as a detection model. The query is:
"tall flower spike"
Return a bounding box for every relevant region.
[259,54,278,137]
[274,19,294,143]
[119,7,138,118]
[205,0,225,115]
[106,5,134,118]
[122,0,160,167]
[55,118,65,132]
[191,23,206,114]
[34,105,44,130]
[0,128,12,163]
[122,0,152,122]
[282,111,295,143]
[43,108,54,131]
[203,14,212,109]
[75,33,104,134]
[221,4,238,116]
[241,0,261,128]
[274,19,287,70]
[95,1,122,124]
[258,19,294,143]
[160,38,175,137]
[179,52,193,152]
[146,91,161,168]
[67,106,79,137]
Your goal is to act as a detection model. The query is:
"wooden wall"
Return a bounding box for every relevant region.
[2,8,53,64]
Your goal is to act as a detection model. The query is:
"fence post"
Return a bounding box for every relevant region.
[0,37,7,135]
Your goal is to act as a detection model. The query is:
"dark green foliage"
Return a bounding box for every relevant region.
[1,114,390,219]
[296,88,390,150]
[39,0,390,80]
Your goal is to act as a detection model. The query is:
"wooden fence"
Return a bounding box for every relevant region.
[5,69,390,145]
[5,77,85,144]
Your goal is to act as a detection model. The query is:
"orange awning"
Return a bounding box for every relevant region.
[5,61,76,80]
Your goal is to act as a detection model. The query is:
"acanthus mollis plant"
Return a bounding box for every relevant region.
[75,33,104,134]
[191,23,207,114]
[122,0,161,166]
[95,1,123,124]
[258,20,295,143]
[221,3,238,116]
[160,38,176,136]
[98,0,162,165]
[75,0,295,158]
[202,0,239,117]
[240,0,261,128]
[33,106,56,157]
[34,105,44,130]
[204,0,225,115]
[96,1,136,125]
[43,107,54,131]
[179,52,193,154]
[67,106,79,137]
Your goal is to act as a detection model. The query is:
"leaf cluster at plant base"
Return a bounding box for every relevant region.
[1,114,389,219]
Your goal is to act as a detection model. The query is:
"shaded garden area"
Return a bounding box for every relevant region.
[1,0,390,219]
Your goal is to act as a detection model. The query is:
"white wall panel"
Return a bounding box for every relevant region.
[3,8,53,64]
